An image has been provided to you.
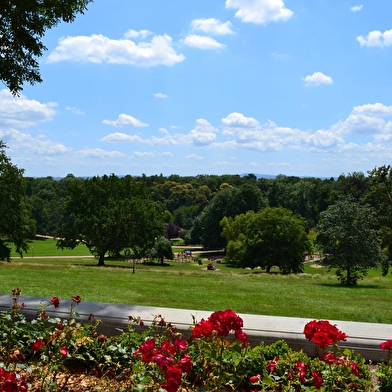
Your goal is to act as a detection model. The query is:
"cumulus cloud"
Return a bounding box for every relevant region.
[47,33,185,67]
[225,0,293,24]
[182,34,226,50]
[103,114,148,128]
[154,93,168,99]
[99,132,144,143]
[187,118,219,146]
[302,72,333,86]
[191,18,234,35]
[352,103,392,116]
[0,89,56,128]
[0,128,69,155]
[76,148,125,158]
[357,29,392,47]
[350,5,363,12]
[123,29,152,39]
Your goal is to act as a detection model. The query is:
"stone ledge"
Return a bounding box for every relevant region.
[1,294,391,362]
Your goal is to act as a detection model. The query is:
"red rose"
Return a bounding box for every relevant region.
[249,374,261,383]
[312,371,323,389]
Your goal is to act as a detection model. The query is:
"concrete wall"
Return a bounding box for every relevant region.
[1,294,391,362]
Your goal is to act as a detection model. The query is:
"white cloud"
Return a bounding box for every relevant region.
[185,153,204,159]
[352,103,392,116]
[99,132,144,143]
[187,118,219,146]
[0,128,70,155]
[0,89,56,128]
[350,5,363,12]
[191,18,234,35]
[182,34,226,50]
[103,114,148,128]
[66,106,84,115]
[154,93,168,99]
[123,29,152,39]
[225,0,293,24]
[47,33,185,67]
[302,72,333,86]
[76,148,125,158]
[357,29,392,47]
[134,151,155,158]
[222,112,260,128]
[162,152,173,158]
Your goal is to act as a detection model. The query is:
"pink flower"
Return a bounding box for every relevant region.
[267,357,279,372]
[60,346,68,357]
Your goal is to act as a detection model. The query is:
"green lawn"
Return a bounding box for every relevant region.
[2,238,392,324]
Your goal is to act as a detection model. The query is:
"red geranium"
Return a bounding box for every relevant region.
[303,320,348,349]
[312,370,323,389]
[31,339,45,351]
[380,339,392,351]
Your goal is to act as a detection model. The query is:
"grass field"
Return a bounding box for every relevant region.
[2,238,392,324]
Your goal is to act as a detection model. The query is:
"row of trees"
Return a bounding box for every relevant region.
[2,139,392,284]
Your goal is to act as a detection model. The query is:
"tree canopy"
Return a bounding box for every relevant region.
[221,207,311,273]
[0,141,30,260]
[0,0,92,94]
[316,198,385,285]
[56,174,163,266]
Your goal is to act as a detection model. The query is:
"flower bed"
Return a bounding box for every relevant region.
[1,289,392,391]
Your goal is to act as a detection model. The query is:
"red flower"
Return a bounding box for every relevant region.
[178,354,193,373]
[249,374,261,383]
[350,362,360,376]
[31,339,45,351]
[267,357,279,372]
[174,338,187,351]
[40,311,47,319]
[303,320,348,349]
[162,366,183,392]
[71,295,81,304]
[380,340,392,351]
[51,297,60,308]
[192,319,214,338]
[235,328,248,345]
[60,346,68,357]
[312,371,323,389]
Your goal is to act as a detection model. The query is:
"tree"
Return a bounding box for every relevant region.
[193,184,267,249]
[316,198,385,285]
[221,207,310,273]
[145,236,174,265]
[56,174,163,266]
[0,0,92,94]
[0,141,30,260]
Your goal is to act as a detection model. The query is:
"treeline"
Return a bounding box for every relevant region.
[26,170,371,243]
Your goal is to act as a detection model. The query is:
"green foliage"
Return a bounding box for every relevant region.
[222,207,311,273]
[56,174,163,266]
[377,361,392,392]
[316,198,385,285]
[0,0,92,94]
[0,141,30,260]
[145,236,174,265]
[0,293,377,391]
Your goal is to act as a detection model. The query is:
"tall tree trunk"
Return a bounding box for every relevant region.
[97,251,106,266]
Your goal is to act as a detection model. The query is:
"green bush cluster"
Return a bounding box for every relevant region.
[1,290,392,391]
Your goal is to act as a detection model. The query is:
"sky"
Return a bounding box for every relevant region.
[1,0,392,179]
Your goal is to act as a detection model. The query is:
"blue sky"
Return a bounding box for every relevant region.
[1,0,392,178]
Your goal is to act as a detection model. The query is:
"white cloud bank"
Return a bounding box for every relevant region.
[225,0,293,24]
[47,33,185,67]
[302,72,333,86]
[357,29,392,47]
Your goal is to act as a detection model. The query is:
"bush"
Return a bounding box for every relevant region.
[1,288,392,391]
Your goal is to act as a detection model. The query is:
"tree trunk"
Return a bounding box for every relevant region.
[97,251,106,266]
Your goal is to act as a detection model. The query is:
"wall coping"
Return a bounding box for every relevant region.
[1,294,391,362]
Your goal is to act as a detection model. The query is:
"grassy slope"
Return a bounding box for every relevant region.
[2,239,392,324]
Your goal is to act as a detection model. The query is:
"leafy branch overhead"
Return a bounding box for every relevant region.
[0,0,93,95]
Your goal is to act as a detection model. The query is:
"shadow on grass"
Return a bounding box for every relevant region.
[317,282,382,289]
